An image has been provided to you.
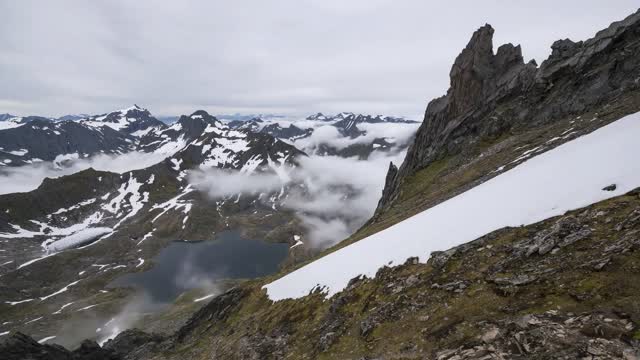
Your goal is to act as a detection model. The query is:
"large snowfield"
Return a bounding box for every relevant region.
[263,112,640,300]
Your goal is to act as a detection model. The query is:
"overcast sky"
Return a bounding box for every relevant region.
[1,1,637,118]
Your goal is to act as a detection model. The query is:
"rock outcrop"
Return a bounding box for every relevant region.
[376,9,640,216]
[0,332,119,360]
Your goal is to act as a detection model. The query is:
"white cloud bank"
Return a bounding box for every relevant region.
[190,151,407,247]
[2,1,637,117]
[0,151,167,194]
[283,122,419,152]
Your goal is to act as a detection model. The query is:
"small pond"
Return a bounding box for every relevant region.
[111,230,289,303]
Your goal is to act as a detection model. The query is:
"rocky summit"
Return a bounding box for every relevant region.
[376,10,640,219]
[2,6,640,360]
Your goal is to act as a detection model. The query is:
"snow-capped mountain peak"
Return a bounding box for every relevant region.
[305,112,330,121]
[79,105,165,135]
[0,113,17,122]
[136,109,304,172]
[0,115,26,130]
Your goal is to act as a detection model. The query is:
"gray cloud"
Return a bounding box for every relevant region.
[1,1,637,118]
[0,151,167,194]
[190,151,408,247]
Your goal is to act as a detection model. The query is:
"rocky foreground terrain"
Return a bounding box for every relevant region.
[2,8,640,360]
[4,187,640,359]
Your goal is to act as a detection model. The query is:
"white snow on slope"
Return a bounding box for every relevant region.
[46,227,113,252]
[264,112,640,300]
[194,293,216,302]
[17,254,55,269]
[5,298,34,306]
[131,126,162,138]
[52,302,74,314]
[40,280,81,301]
[25,317,43,324]
[0,117,25,130]
[101,174,149,229]
[150,185,194,222]
[147,134,188,155]
[79,106,146,131]
[1,211,105,240]
[51,198,96,215]
[38,336,57,344]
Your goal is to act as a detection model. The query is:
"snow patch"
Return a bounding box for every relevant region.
[37,336,57,344]
[46,227,113,253]
[194,294,216,302]
[52,302,74,314]
[0,117,25,130]
[25,317,43,324]
[5,298,34,306]
[40,280,81,301]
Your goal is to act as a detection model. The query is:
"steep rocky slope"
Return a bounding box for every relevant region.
[0,106,169,167]
[146,188,640,359]
[80,105,166,136]
[0,117,135,166]
[376,10,640,221]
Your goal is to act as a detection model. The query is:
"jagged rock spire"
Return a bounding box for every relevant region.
[447,24,533,117]
[374,10,640,217]
[448,24,495,116]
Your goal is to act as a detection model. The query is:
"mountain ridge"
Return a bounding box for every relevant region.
[375,9,640,219]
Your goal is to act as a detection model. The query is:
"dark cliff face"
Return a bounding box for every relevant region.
[376,9,640,216]
[0,117,136,165]
[0,332,120,360]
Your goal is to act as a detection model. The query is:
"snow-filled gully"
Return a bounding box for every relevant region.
[263,112,640,300]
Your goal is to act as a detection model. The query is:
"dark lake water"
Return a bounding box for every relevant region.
[111,230,289,303]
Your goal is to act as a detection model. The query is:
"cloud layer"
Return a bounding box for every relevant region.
[288,122,419,151]
[191,151,407,247]
[2,1,637,117]
[0,151,167,194]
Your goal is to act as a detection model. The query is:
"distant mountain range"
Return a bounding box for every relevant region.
[0,108,418,166]
[216,113,286,121]
[306,112,418,124]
